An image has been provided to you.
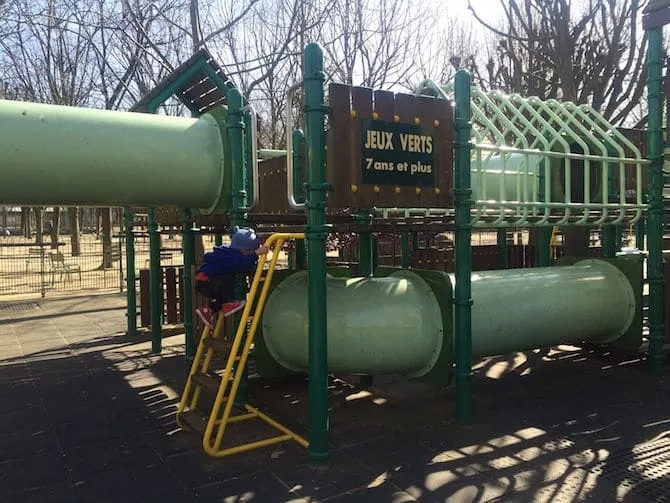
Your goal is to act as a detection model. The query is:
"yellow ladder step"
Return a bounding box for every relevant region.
[203,337,232,355]
[179,410,208,436]
[191,372,226,397]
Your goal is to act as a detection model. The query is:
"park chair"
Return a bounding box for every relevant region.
[48,251,81,285]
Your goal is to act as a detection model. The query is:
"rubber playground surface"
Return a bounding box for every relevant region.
[1,293,669,502]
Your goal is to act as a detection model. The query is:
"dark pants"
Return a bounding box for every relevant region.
[196,273,237,312]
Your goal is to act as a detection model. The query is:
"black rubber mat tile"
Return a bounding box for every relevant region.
[62,437,162,479]
[2,483,84,503]
[192,471,307,503]
[0,451,69,494]
[163,447,266,489]
[0,427,59,461]
[323,482,418,503]
[269,452,380,502]
[71,463,182,503]
[0,404,49,431]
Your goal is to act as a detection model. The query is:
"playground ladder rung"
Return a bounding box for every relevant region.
[203,337,233,355]
[191,372,229,398]
[179,410,209,436]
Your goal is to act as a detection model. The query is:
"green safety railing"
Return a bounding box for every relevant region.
[411,79,647,228]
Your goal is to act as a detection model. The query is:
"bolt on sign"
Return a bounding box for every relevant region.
[326,83,453,211]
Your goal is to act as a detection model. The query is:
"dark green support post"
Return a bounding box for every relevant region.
[356,210,374,386]
[537,227,552,267]
[454,70,473,425]
[401,232,411,268]
[215,234,223,246]
[148,207,162,353]
[601,226,616,258]
[124,207,137,336]
[497,229,508,268]
[646,25,665,376]
[293,129,306,270]
[536,163,552,267]
[227,87,250,406]
[182,209,195,359]
[356,211,374,276]
[244,111,255,206]
[635,216,646,250]
[304,43,330,462]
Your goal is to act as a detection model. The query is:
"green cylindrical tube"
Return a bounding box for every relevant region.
[465,259,635,357]
[262,270,443,376]
[0,99,226,211]
[260,260,636,382]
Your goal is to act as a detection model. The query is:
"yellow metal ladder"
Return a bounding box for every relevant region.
[176,233,309,457]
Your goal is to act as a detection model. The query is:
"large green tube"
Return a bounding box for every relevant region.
[466,259,635,357]
[260,260,637,383]
[262,270,444,376]
[0,99,227,212]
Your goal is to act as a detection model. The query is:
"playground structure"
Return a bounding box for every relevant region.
[0,4,667,462]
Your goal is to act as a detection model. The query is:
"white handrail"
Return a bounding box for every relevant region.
[285,80,305,210]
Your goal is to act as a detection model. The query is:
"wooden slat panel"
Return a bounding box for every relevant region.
[351,87,374,207]
[373,90,395,123]
[326,83,353,209]
[165,267,178,324]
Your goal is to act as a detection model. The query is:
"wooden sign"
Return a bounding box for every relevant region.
[326,83,453,210]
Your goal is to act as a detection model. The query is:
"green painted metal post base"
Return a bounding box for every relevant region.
[148,208,162,354]
[124,207,137,336]
[182,209,195,360]
[453,70,473,425]
[304,43,330,462]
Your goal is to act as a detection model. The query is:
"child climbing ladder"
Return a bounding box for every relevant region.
[195,226,269,328]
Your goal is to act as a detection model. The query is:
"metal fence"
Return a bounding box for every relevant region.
[0,230,192,299]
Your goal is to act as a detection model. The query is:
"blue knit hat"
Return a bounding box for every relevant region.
[230,226,260,251]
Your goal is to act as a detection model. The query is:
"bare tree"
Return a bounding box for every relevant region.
[469,0,648,126]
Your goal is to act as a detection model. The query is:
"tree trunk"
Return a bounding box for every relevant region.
[34,207,44,245]
[21,207,31,238]
[101,208,113,269]
[50,207,61,249]
[68,207,81,256]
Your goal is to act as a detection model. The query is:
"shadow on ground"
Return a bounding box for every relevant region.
[1,297,669,502]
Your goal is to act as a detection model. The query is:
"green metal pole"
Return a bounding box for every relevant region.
[401,232,411,268]
[215,234,223,246]
[454,70,473,424]
[646,26,665,376]
[227,87,250,406]
[182,209,195,359]
[635,216,646,250]
[537,227,552,267]
[304,43,330,462]
[357,212,374,276]
[124,207,137,336]
[602,161,618,258]
[148,207,162,353]
[357,210,374,386]
[293,129,306,270]
[244,111,255,207]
